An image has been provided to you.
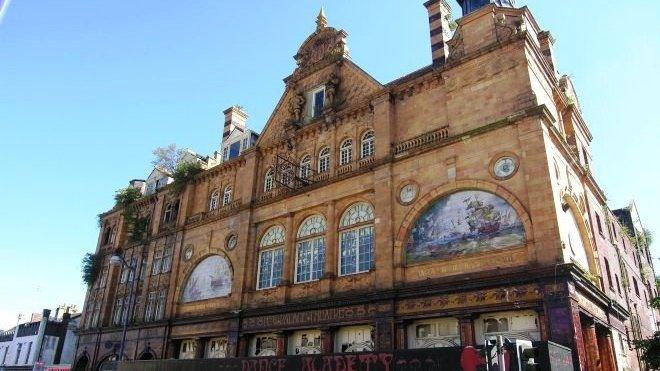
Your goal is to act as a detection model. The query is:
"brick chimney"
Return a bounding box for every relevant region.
[222,106,248,140]
[424,0,453,66]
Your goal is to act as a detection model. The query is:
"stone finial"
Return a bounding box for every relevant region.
[316,7,328,31]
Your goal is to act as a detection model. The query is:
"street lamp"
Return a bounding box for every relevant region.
[108,252,137,364]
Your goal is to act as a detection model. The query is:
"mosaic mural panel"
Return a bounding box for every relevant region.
[182,255,232,303]
[406,190,525,264]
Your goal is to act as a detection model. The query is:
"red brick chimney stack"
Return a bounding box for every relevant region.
[424,0,453,66]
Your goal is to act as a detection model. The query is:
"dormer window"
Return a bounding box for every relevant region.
[308,86,325,119]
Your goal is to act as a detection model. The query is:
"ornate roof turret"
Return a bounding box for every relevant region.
[457,0,515,17]
[316,7,328,31]
[291,9,350,79]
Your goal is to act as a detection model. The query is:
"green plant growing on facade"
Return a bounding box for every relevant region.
[171,161,203,195]
[81,252,103,287]
[114,187,142,207]
[129,216,150,242]
[635,298,660,369]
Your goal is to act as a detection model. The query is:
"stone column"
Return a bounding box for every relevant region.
[373,165,394,290]
[194,338,205,359]
[226,330,239,358]
[395,320,408,350]
[375,317,395,352]
[281,213,295,289]
[237,335,249,357]
[597,329,617,371]
[581,319,600,371]
[320,327,334,354]
[458,316,476,346]
[325,201,337,287]
[165,340,178,359]
[276,332,288,357]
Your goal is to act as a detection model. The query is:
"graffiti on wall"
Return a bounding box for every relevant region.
[182,255,232,303]
[406,190,525,264]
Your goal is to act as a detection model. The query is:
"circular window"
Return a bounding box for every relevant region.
[491,154,519,180]
[226,234,238,251]
[183,245,194,261]
[398,182,419,205]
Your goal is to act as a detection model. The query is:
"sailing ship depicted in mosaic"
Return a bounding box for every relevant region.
[406,190,525,263]
[182,255,232,302]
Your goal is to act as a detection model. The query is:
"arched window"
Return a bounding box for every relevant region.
[209,189,220,211]
[257,226,285,290]
[223,185,232,206]
[264,168,274,192]
[339,139,353,166]
[295,215,326,283]
[339,202,375,276]
[318,147,330,173]
[299,155,312,179]
[360,131,375,158]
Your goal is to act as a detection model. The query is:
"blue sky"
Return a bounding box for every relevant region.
[0,1,658,330]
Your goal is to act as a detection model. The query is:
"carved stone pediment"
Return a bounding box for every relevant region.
[292,11,350,79]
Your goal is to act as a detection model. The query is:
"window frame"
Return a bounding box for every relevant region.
[308,86,326,119]
[318,147,330,173]
[338,203,375,276]
[339,139,353,166]
[256,247,284,290]
[295,216,327,284]
[299,155,312,179]
[223,185,233,206]
[209,189,220,211]
[360,131,375,158]
[264,168,274,192]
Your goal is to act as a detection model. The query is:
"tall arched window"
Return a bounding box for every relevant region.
[223,185,232,206]
[360,131,375,158]
[209,189,220,211]
[257,226,285,290]
[299,155,312,179]
[264,168,274,192]
[339,139,353,166]
[339,202,375,276]
[318,147,330,173]
[295,215,326,283]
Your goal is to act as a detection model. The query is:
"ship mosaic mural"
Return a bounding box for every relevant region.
[406,190,525,263]
[182,255,232,302]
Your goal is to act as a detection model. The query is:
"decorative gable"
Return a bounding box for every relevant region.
[256,10,382,150]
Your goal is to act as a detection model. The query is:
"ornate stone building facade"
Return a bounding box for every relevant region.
[75,1,657,370]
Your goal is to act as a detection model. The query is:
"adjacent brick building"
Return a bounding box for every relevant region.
[74,1,657,370]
